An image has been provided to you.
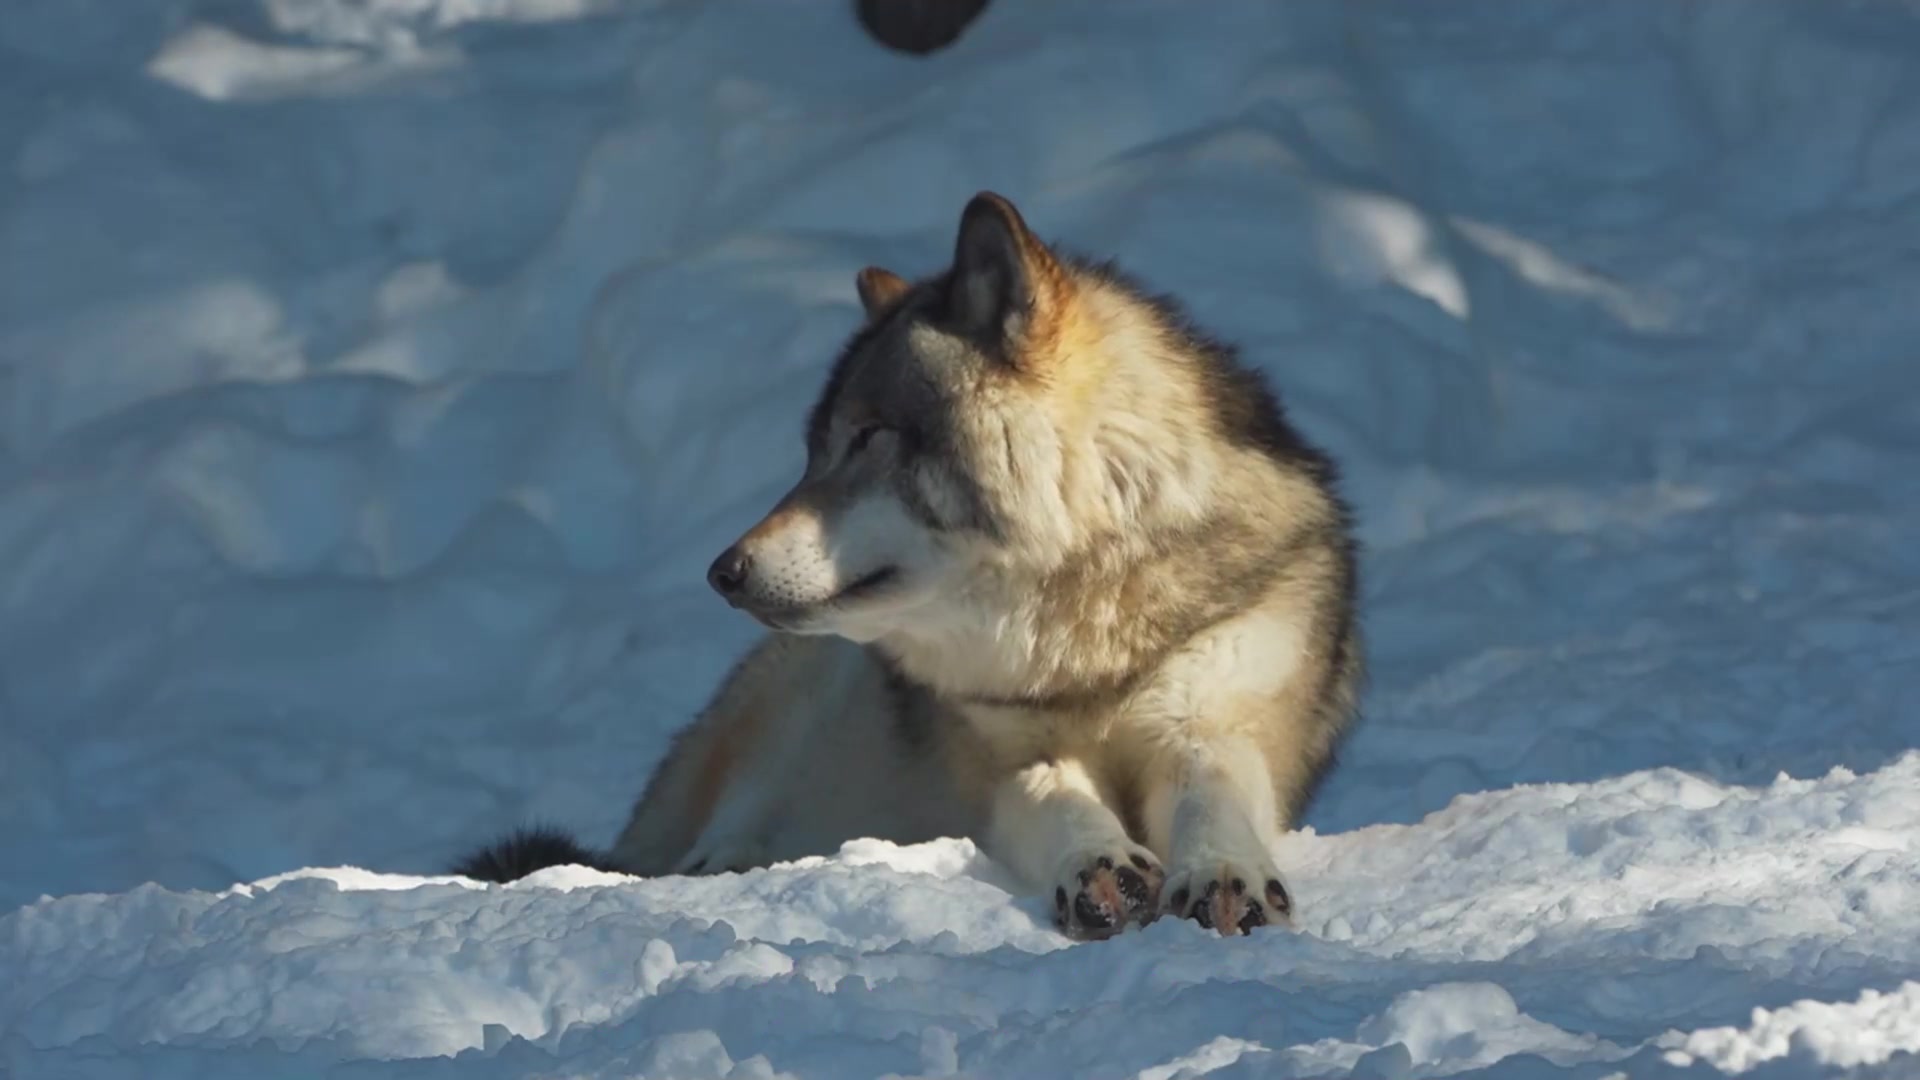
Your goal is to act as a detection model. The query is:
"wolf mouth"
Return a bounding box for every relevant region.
[834,566,900,602]
[742,567,900,633]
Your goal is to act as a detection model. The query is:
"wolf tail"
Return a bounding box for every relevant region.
[449,825,617,883]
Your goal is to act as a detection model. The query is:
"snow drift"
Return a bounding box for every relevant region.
[2,0,1917,1076]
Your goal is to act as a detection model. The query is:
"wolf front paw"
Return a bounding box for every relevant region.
[1052,847,1164,940]
[1162,860,1292,936]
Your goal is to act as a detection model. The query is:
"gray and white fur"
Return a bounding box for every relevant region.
[455,191,1362,939]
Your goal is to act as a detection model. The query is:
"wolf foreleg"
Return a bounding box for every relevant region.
[1142,735,1294,935]
[986,758,1164,939]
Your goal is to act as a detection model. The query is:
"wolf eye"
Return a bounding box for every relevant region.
[849,424,884,453]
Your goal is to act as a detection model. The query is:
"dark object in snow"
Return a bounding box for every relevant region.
[450,825,613,883]
[856,0,994,56]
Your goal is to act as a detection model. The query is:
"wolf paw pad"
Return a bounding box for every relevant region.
[1052,849,1164,940]
[1163,863,1292,937]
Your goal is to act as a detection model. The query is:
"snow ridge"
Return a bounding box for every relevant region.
[3,0,1917,1076]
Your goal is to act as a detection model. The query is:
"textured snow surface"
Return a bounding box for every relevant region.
[3,0,1918,1077]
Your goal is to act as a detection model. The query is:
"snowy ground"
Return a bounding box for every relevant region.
[3,1,1919,1077]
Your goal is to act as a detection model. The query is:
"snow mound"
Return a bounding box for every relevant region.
[6,757,1918,1077]
[2,0,1917,1076]
[1663,982,1920,1076]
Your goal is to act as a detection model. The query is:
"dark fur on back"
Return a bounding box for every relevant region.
[1057,253,1340,477]
[450,825,614,883]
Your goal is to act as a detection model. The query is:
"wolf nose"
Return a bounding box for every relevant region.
[707,547,751,597]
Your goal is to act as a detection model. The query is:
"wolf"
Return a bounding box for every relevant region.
[455,192,1362,938]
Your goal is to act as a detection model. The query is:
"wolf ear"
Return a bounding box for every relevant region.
[855,266,910,319]
[947,191,1062,348]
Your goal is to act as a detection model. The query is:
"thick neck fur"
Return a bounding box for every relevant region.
[876,274,1329,709]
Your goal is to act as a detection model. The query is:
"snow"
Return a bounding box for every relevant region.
[1663,982,1920,1075]
[2,1,1917,1077]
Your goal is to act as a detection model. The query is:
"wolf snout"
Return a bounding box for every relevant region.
[707,546,752,600]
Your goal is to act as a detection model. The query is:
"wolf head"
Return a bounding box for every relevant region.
[705,191,1307,649]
